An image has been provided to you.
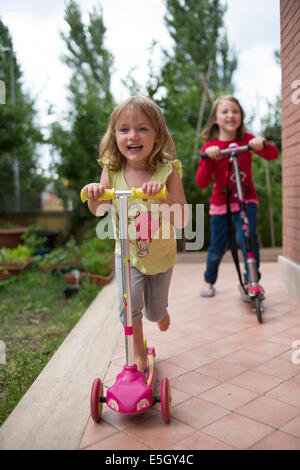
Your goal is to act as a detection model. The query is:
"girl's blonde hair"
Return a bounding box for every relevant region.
[99,95,176,170]
[200,95,246,142]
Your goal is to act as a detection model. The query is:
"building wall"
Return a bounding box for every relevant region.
[279,0,300,301]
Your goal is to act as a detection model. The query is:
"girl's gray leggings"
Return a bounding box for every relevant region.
[115,254,173,324]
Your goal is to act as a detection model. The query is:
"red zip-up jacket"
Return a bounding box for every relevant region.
[196,132,279,206]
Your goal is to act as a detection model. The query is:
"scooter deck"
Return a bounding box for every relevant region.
[105,346,156,415]
[238,284,264,312]
[145,346,156,391]
[238,283,251,303]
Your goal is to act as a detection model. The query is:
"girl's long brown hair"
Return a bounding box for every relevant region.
[200,95,246,142]
[99,96,176,170]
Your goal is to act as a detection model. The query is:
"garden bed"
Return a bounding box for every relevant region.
[0,268,100,426]
[0,232,115,425]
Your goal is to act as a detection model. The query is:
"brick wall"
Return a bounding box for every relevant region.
[280,0,300,264]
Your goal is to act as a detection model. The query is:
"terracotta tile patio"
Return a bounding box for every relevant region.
[78,260,300,450]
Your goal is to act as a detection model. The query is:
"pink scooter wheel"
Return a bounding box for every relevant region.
[161,378,171,422]
[90,378,103,422]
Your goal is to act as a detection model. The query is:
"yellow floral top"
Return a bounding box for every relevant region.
[104,160,183,275]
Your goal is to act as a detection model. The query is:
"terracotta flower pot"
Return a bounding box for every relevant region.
[64,269,114,288]
[82,253,115,288]
[64,270,82,286]
[0,227,27,249]
[86,271,114,287]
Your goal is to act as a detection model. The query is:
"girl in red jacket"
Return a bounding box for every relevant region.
[196,95,278,297]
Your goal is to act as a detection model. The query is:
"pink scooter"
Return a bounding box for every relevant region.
[81,186,172,423]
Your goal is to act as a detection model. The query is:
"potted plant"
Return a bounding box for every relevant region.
[0,223,28,249]
[0,245,33,275]
[37,248,68,272]
[38,237,81,273]
[81,251,114,287]
[64,269,81,286]
[21,230,48,255]
[80,235,115,254]
[24,224,60,251]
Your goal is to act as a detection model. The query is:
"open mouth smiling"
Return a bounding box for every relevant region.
[127,145,143,151]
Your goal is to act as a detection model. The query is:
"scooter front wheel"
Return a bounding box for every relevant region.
[253,297,263,324]
[161,378,171,423]
[90,378,104,422]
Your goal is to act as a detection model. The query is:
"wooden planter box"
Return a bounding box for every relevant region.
[85,271,114,287]
[0,227,27,249]
[65,253,115,288]
[64,265,115,288]
[1,258,33,275]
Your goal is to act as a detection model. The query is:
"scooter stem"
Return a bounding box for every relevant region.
[119,194,134,367]
[81,185,167,367]
[228,144,244,201]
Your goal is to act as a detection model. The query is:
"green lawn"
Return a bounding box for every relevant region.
[0,269,100,425]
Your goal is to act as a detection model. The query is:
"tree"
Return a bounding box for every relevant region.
[50,0,114,223]
[0,19,44,212]
[252,152,282,248]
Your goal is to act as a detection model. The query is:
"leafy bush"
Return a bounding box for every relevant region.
[20,231,47,251]
[36,234,114,275]
[80,236,114,255]
[81,251,112,277]
[0,245,33,266]
[37,238,81,271]
[79,235,114,276]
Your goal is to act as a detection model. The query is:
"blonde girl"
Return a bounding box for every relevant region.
[82,96,187,373]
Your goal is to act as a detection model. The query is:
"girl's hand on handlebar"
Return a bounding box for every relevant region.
[141,181,164,198]
[202,145,221,160]
[81,183,105,201]
[248,137,266,152]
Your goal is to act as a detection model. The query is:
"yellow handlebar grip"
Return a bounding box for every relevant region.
[132,185,167,200]
[80,188,116,202]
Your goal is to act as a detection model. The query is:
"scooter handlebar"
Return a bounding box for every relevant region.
[81,188,116,202]
[81,185,168,203]
[131,186,167,200]
[200,141,267,159]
